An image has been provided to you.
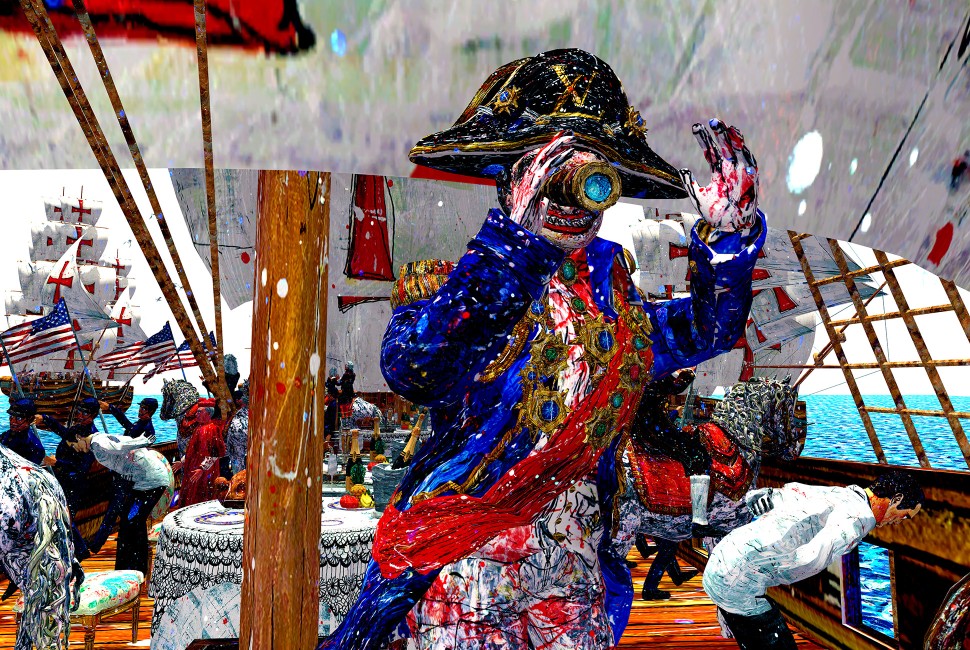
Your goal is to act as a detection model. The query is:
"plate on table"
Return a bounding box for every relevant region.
[327,501,374,512]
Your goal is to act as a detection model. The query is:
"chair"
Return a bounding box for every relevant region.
[145,521,164,595]
[16,570,144,650]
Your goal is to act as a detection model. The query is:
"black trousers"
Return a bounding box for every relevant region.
[643,538,685,592]
[88,474,134,553]
[54,470,90,560]
[718,600,798,650]
[115,486,165,574]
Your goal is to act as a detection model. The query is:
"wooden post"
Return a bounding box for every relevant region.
[240,171,330,649]
[193,0,232,416]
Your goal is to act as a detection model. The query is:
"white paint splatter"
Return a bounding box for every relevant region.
[909,148,919,167]
[797,200,807,216]
[786,131,823,194]
[309,353,321,377]
[277,278,289,298]
[849,158,858,175]
[861,213,872,233]
[261,268,267,286]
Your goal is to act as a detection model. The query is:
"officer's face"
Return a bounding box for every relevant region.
[9,414,29,432]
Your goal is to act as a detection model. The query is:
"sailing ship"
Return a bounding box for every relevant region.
[0,189,146,425]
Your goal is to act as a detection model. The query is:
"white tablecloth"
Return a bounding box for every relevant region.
[148,498,377,642]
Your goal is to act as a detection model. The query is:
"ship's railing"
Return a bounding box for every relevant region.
[751,231,970,471]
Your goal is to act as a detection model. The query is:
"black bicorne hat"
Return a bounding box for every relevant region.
[409,49,687,200]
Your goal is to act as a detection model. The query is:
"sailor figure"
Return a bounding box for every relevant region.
[0,398,45,466]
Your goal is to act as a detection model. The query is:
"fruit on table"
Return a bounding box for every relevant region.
[349,484,368,497]
[340,494,360,509]
[359,493,374,508]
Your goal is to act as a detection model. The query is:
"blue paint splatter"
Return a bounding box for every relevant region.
[330,29,347,57]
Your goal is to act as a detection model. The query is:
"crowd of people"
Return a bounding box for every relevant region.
[0,368,251,578]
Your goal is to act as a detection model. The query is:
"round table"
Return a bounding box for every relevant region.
[148,498,378,638]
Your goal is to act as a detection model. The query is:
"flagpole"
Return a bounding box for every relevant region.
[177,349,187,381]
[0,335,45,445]
[63,302,110,434]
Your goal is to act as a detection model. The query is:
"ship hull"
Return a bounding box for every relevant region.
[0,375,134,427]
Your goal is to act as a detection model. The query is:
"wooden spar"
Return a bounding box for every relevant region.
[827,239,931,468]
[874,250,970,469]
[828,303,954,327]
[240,171,330,650]
[193,0,231,416]
[18,0,221,392]
[68,0,217,372]
[759,360,970,369]
[788,231,888,463]
[810,258,909,287]
[792,280,888,390]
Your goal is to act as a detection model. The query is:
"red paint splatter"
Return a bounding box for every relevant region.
[461,311,470,319]
[270,485,277,494]
[240,252,251,264]
[276,382,286,394]
[386,179,394,187]
[928,222,954,266]
[294,377,303,388]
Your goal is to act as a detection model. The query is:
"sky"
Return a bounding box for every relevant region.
[1,168,969,397]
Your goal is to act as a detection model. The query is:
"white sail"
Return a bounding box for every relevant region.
[168,168,258,310]
[750,282,882,329]
[39,239,118,339]
[56,196,103,227]
[30,219,108,264]
[79,265,131,306]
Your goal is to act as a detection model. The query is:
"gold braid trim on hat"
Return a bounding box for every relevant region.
[410,132,681,184]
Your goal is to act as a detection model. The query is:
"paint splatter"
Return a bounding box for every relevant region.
[928,222,954,266]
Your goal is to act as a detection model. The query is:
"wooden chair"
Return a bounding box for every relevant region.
[15,570,144,650]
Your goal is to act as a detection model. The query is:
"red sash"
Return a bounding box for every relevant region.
[373,315,651,579]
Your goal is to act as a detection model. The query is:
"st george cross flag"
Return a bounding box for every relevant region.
[0,299,77,367]
[97,322,177,372]
[143,332,217,382]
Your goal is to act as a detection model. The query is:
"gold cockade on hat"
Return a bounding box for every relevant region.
[492,85,521,115]
[625,106,648,138]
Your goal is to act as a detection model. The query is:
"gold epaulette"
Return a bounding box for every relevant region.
[390,259,456,309]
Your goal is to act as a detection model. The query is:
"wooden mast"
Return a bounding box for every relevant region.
[193,0,231,416]
[240,170,330,649]
[18,0,221,392]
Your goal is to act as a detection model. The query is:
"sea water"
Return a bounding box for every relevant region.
[2,392,965,638]
[0,393,179,452]
[797,394,970,638]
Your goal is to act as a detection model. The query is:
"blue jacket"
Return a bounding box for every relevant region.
[0,426,46,465]
[108,404,156,439]
[323,209,766,650]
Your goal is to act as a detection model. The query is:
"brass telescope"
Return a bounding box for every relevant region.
[544,160,622,212]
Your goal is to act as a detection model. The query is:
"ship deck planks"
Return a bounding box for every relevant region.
[0,537,823,649]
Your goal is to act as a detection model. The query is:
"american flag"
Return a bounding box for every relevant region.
[0,299,77,367]
[97,322,177,371]
[143,331,217,382]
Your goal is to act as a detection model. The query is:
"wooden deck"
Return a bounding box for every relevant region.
[0,536,822,649]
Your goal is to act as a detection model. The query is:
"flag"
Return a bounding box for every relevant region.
[0,299,77,367]
[97,322,177,371]
[142,332,217,382]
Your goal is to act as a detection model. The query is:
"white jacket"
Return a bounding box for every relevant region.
[703,483,876,615]
[89,434,170,492]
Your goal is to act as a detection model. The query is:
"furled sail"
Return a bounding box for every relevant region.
[30,221,108,264]
[168,168,257,310]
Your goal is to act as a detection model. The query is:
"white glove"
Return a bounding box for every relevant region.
[745,487,776,516]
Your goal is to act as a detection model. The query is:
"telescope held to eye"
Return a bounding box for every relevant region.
[544,159,622,212]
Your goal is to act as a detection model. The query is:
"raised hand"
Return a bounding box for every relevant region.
[508,132,576,233]
[679,118,759,232]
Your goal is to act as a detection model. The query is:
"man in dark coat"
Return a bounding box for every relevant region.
[35,396,101,560]
[87,397,159,554]
[338,362,356,428]
[0,398,45,465]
